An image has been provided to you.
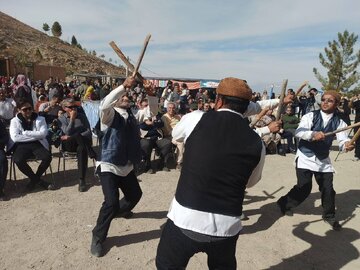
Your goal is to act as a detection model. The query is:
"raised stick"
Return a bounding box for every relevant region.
[249,107,270,128]
[271,79,288,140]
[324,122,360,137]
[132,34,151,77]
[275,79,288,121]
[109,41,144,81]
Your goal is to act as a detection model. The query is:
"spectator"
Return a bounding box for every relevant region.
[0,120,9,200]
[349,93,360,161]
[161,102,184,170]
[8,100,54,191]
[0,87,16,126]
[58,99,96,192]
[281,106,299,153]
[14,74,34,108]
[38,94,63,124]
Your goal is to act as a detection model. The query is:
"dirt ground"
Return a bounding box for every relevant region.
[0,143,359,270]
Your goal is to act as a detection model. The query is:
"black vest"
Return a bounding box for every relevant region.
[298,110,340,160]
[175,110,262,217]
[101,109,141,166]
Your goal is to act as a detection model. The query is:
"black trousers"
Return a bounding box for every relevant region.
[0,149,8,189]
[92,170,142,242]
[62,134,90,180]
[156,219,239,270]
[280,167,336,219]
[354,125,360,158]
[140,138,172,167]
[12,141,52,183]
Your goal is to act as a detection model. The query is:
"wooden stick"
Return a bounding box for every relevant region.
[275,79,288,121]
[349,126,360,144]
[249,107,270,128]
[132,34,151,77]
[109,41,144,81]
[324,121,360,137]
[271,79,288,140]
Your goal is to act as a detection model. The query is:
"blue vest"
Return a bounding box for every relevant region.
[101,109,141,166]
[298,110,340,160]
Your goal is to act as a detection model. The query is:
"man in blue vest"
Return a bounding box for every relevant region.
[156,77,267,270]
[90,77,143,257]
[277,90,355,230]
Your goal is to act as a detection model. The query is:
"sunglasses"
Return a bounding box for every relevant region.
[66,105,77,109]
[321,98,335,103]
[21,107,33,112]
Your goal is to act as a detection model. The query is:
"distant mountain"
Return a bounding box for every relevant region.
[0,11,125,76]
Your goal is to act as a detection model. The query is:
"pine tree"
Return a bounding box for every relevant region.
[51,21,62,38]
[313,30,360,91]
[42,23,50,34]
[71,35,78,46]
[92,50,97,56]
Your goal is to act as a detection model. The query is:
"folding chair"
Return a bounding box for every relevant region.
[57,147,96,178]
[9,155,55,186]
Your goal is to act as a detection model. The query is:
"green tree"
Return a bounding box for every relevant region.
[313,30,360,92]
[51,21,62,38]
[99,54,105,59]
[108,58,112,63]
[92,50,97,56]
[71,35,78,46]
[42,23,50,34]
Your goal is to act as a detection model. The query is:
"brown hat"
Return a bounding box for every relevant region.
[323,90,340,104]
[216,77,252,100]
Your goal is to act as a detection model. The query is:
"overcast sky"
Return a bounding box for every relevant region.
[2,0,360,92]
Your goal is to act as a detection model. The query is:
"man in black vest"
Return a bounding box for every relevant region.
[156,77,266,269]
[90,77,143,257]
[277,91,354,230]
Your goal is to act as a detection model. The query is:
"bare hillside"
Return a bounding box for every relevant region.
[0,11,125,76]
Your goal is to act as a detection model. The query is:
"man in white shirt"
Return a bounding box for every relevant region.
[156,78,268,269]
[277,91,354,230]
[91,77,144,257]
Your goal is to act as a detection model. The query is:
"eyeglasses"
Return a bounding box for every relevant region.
[21,107,33,112]
[66,105,77,109]
[321,98,335,103]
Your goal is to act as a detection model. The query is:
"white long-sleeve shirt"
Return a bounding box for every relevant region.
[295,111,350,172]
[169,108,266,237]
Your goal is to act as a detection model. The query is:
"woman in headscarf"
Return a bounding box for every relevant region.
[14,74,34,108]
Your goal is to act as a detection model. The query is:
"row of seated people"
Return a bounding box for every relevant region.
[135,98,184,174]
[251,105,299,156]
[0,98,97,201]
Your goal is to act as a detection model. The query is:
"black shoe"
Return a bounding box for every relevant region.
[277,149,286,156]
[90,237,103,257]
[78,180,87,192]
[25,181,38,192]
[0,190,9,201]
[277,197,293,216]
[324,219,342,231]
[38,180,55,190]
[117,210,134,219]
[240,213,249,220]
[146,168,155,174]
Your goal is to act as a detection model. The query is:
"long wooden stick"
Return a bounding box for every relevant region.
[132,34,151,77]
[249,107,270,128]
[271,79,288,140]
[324,121,360,137]
[349,126,360,144]
[109,41,144,81]
[275,79,288,121]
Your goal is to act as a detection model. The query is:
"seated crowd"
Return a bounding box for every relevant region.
[0,74,358,201]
